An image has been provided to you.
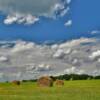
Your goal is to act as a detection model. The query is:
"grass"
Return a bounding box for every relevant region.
[0,80,100,100]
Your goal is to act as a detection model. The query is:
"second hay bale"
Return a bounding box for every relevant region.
[12,80,20,85]
[55,79,64,86]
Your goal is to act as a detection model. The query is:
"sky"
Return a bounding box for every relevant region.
[0,0,100,81]
[0,0,99,43]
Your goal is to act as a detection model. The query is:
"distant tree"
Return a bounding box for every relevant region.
[29,79,37,82]
[50,76,56,81]
[56,74,94,81]
[22,80,28,82]
[94,76,100,79]
[61,74,70,80]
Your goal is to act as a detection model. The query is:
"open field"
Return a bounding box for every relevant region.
[0,80,100,100]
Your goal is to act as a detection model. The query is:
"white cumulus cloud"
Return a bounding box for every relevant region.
[0,0,71,25]
[90,30,100,35]
[0,56,8,62]
[64,20,72,27]
[4,13,39,25]
[64,67,85,75]
[89,50,100,60]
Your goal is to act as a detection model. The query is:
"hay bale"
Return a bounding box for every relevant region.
[37,76,53,87]
[55,79,64,86]
[12,80,20,85]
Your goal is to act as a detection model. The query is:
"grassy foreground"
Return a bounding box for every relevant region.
[0,80,100,100]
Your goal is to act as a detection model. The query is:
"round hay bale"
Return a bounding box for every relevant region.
[12,80,20,85]
[37,76,53,87]
[55,79,64,86]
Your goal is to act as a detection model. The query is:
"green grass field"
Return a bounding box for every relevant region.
[0,80,100,100]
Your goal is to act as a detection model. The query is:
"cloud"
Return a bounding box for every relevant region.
[0,0,71,25]
[64,20,72,27]
[25,63,52,72]
[66,0,71,4]
[11,40,34,52]
[53,49,65,58]
[0,56,8,62]
[60,7,70,16]
[59,38,96,48]
[4,14,39,25]
[64,67,85,75]
[89,50,100,60]
[92,70,100,76]
[0,37,100,81]
[90,30,100,35]
[36,64,52,71]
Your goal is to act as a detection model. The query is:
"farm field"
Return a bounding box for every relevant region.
[0,80,100,100]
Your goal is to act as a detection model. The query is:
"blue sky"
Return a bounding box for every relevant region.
[0,0,100,43]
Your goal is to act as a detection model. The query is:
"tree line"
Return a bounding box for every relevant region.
[21,74,100,82]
